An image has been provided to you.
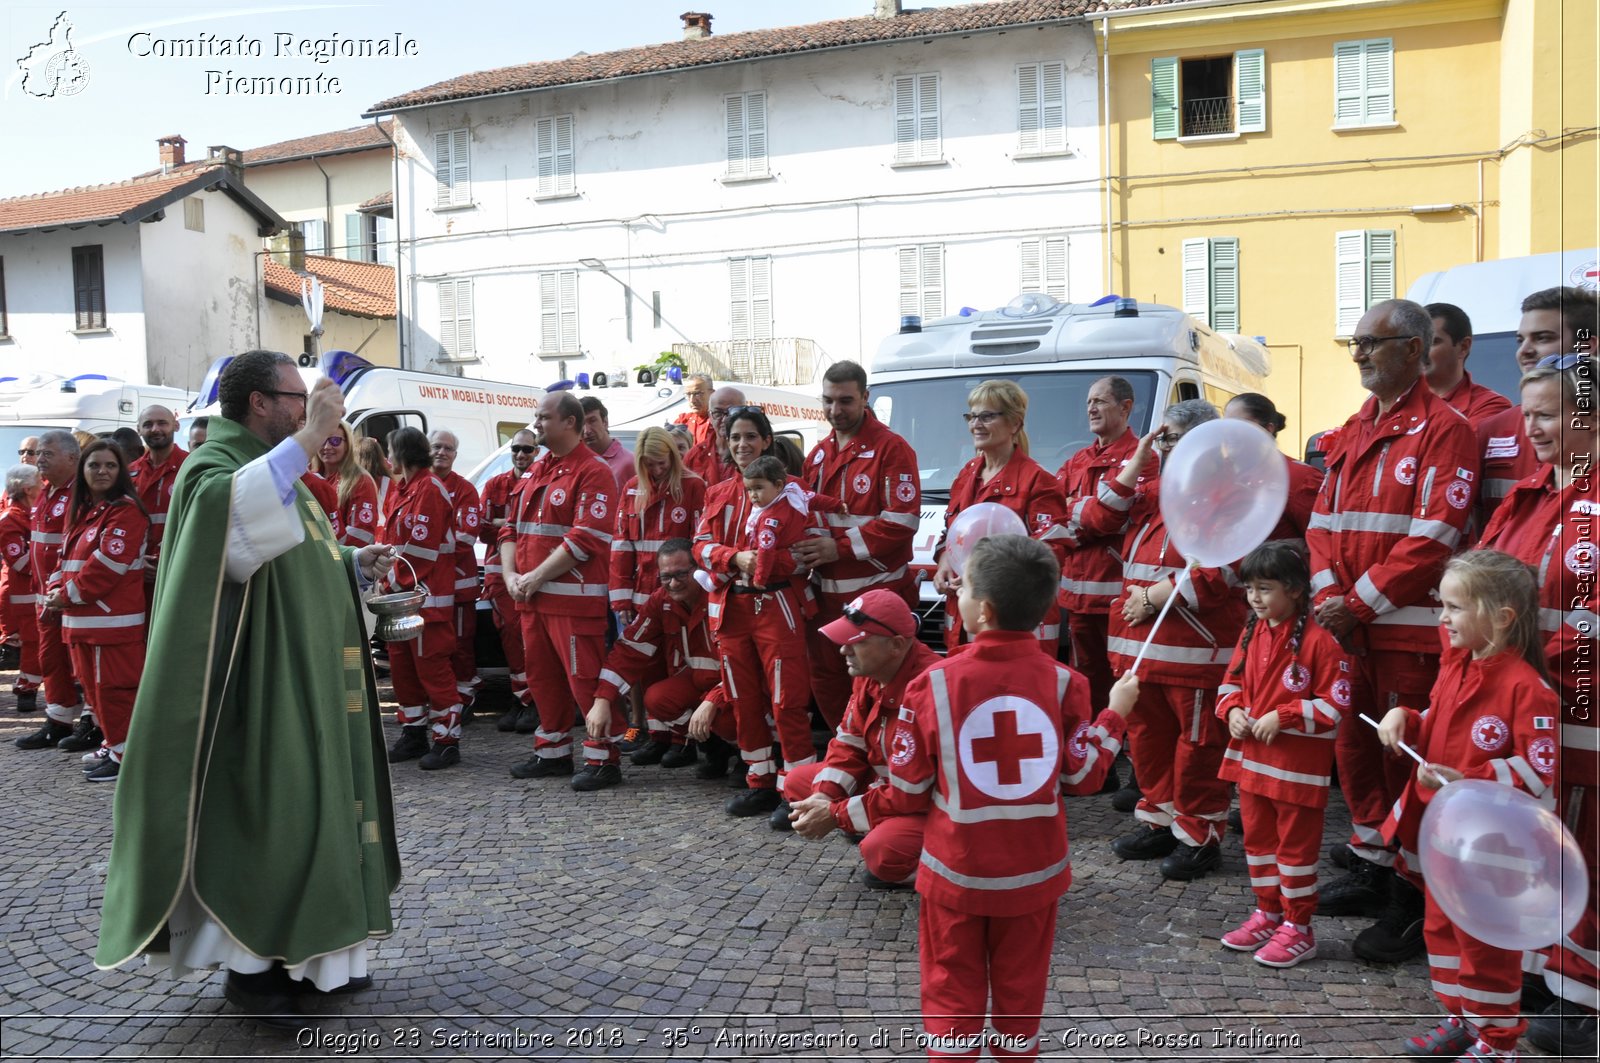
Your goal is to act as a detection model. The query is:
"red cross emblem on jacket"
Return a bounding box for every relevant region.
[959,696,1058,797]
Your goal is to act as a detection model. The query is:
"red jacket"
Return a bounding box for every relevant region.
[1052,428,1141,615]
[1476,404,1538,530]
[1479,466,1599,785]
[334,474,380,547]
[684,439,737,487]
[30,484,71,619]
[300,472,341,539]
[746,491,840,587]
[800,411,921,606]
[1217,616,1351,806]
[438,469,482,604]
[127,445,187,564]
[610,474,707,612]
[594,586,725,705]
[694,474,816,634]
[674,409,715,448]
[381,472,456,624]
[1437,371,1512,428]
[819,640,943,832]
[1078,473,1246,688]
[1384,646,1558,861]
[499,447,615,619]
[1306,384,1480,654]
[0,500,36,611]
[477,468,522,597]
[884,631,1127,916]
[1273,457,1324,542]
[56,497,149,645]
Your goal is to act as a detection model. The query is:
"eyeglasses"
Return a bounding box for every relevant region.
[260,389,309,404]
[1537,353,1594,371]
[1346,335,1419,355]
[842,603,892,632]
[657,569,695,584]
[1154,432,1185,448]
[17,448,37,456]
[962,411,1003,425]
[509,445,536,455]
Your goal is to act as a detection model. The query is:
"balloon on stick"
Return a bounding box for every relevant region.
[943,503,1027,577]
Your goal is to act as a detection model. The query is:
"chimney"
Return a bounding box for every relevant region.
[207,144,244,181]
[873,0,901,17]
[157,134,186,171]
[680,11,713,39]
[267,228,306,273]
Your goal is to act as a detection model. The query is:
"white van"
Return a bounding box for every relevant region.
[0,376,197,460]
[869,294,1270,644]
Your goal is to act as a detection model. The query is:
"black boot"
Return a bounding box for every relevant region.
[223,965,301,1030]
[1110,764,1142,813]
[1527,998,1598,1057]
[16,719,72,750]
[725,786,780,817]
[1353,873,1425,963]
[660,741,698,769]
[14,689,38,713]
[696,738,731,778]
[1111,825,1178,861]
[57,715,103,752]
[387,725,429,763]
[495,703,522,732]
[1317,854,1388,918]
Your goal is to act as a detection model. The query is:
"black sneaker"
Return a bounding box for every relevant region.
[1111,826,1178,861]
[510,755,573,780]
[1353,874,1425,963]
[768,800,794,832]
[387,725,429,763]
[1527,998,1598,1057]
[495,705,522,732]
[16,720,72,750]
[418,743,460,771]
[1110,767,1142,813]
[85,758,121,783]
[1160,842,1222,881]
[859,867,912,891]
[82,747,111,774]
[630,740,671,766]
[571,763,623,792]
[1317,854,1388,917]
[660,741,698,769]
[57,716,103,753]
[14,689,38,713]
[514,707,538,734]
[223,967,301,1030]
[725,786,781,817]
[616,727,647,754]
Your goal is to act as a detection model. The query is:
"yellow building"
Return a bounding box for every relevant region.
[1097,0,1598,450]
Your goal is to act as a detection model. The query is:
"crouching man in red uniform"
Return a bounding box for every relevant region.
[785,589,942,887]
[884,535,1138,1062]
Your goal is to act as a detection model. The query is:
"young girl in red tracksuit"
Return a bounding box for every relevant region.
[1378,550,1559,1063]
[1216,541,1350,968]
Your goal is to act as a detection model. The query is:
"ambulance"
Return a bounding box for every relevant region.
[0,375,197,461]
[868,293,1271,646]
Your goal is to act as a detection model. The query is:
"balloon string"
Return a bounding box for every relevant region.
[1359,712,1447,788]
[1128,567,1192,676]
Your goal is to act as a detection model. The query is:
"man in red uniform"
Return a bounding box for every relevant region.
[1,465,42,710]
[429,430,482,711]
[785,589,941,884]
[128,405,189,610]
[1307,298,1479,961]
[673,373,716,448]
[1421,304,1511,428]
[683,386,743,487]
[502,392,620,791]
[482,429,538,732]
[14,431,87,750]
[794,360,920,729]
[0,436,40,662]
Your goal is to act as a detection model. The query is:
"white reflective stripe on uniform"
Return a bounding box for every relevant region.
[1105,636,1227,666]
[618,637,657,657]
[1280,882,1319,898]
[1278,860,1317,876]
[684,655,719,672]
[920,849,1069,891]
[1125,561,1180,583]
[598,669,628,693]
[1408,518,1461,549]
[483,563,503,575]
[815,766,858,793]
[824,513,874,528]
[8,594,38,605]
[1310,569,1338,593]
[149,512,167,525]
[539,581,608,597]
[844,525,868,560]
[1035,622,1060,642]
[1540,607,1563,633]
[1455,984,1523,1006]
[608,587,632,603]
[398,544,440,562]
[842,795,871,833]
[1503,754,1547,793]
[65,580,83,605]
[1097,480,1132,511]
[881,511,919,528]
[1060,578,1122,596]
[1371,605,1444,627]
[345,526,375,544]
[1354,572,1395,614]
[1218,684,1242,698]
[1563,724,1600,752]
[1228,754,1331,788]
[890,772,931,794]
[1306,512,1334,532]
[92,549,141,576]
[422,593,453,609]
[1325,510,1413,535]
[31,532,64,545]
[516,522,569,537]
[817,565,908,595]
[1567,608,1599,634]
[62,612,144,630]
[453,577,477,591]
[834,729,868,751]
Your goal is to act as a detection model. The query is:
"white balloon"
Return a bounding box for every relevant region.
[944,502,1027,577]
[1419,779,1589,951]
[1158,419,1290,566]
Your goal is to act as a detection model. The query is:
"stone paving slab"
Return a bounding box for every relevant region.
[0,673,1561,1061]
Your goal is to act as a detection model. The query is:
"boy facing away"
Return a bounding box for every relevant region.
[884,534,1139,1061]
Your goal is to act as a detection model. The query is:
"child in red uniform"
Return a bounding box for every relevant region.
[739,455,839,587]
[886,534,1139,1061]
[1217,542,1351,968]
[1378,550,1559,1063]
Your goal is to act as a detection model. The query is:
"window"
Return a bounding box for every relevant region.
[373,216,395,265]
[341,215,394,264]
[729,256,773,377]
[72,245,105,330]
[1181,237,1239,331]
[1334,39,1394,127]
[1335,229,1395,335]
[1020,237,1068,302]
[898,244,945,321]
[538,270,578,356]
[1017,61,1066,155]
[0,257,7,337]
[183,197,204,232]
[725,92,768,179]
[437,278,475,359]
[1151,50,1265,139]
[893,73,941,164]
[296,218,327,254]
[535,115,576,197]
[433,128,471,208]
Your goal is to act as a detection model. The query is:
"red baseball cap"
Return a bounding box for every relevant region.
[820,589,918,644]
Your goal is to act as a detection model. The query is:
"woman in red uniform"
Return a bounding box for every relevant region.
[1224,393,1323,545]
[41,441,149,782]
[930,379,1068,655]
[313,421,380,547]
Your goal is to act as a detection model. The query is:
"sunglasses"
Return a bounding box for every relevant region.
[720,405,761,420]
[509,445,536,455]
[17,448,38,456]
[842,603,893,633]
[323,435,345,448]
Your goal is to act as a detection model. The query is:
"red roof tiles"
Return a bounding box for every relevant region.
[263,255,396,319]
[0,167,235,235]
[243,121,393,167]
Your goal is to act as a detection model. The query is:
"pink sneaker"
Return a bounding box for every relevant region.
[1221,909,1283,951]
[1254,921,1317,968]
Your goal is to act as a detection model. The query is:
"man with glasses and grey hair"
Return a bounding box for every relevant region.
[684,385,744,486]
[674,373,717,448]
[1305,298,1479,964]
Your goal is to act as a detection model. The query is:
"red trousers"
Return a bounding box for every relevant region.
[37,615,80,722]
[642,667,709,744]
[1425,891,1525,1050]
[488,594,529,706]
[1339,649,1436,866]
[67,641,142,759]
[1066,611,1115,716]
[1239,789,1326,925]
[4,603,40,692]
[521,610,617,765]
[919,897,1056,1062]
[717,592,814,792]
[785,762,926,883]
[1539,782,1600,1010]
[806,601,854,731]
[389,621,461,744]
[1130,681,1229,846]
[449,603,478,695]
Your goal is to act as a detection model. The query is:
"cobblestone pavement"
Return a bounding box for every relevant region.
[0,673,1559,1061]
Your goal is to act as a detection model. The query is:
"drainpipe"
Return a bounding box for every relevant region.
[312,156,333,254]
[371,118,405,368]
[1101,15,1114,293]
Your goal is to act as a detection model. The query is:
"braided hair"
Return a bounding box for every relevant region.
[1230,541,1312,677]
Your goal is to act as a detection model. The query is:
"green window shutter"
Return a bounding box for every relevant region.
[1151,57,1179,140]
[1365,229,1396,305]
[1209,238,1239,332]
[1234,50,1266,134]
[1363,39,1394,123]
[1333,42,1364,126]
[1181,238,1210,325]
[344,214,362,261]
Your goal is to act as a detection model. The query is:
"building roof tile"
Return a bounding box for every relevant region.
[243,121,393,166]
[0,166,281,236]
[263,254,397,319]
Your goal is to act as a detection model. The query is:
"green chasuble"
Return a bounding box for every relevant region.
[95,416,400,971]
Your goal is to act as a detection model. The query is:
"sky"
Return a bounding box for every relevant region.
[1,0,960,198]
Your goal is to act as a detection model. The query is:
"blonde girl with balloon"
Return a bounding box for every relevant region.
[1376,550,1558,1063]
[1215,540,1352,969]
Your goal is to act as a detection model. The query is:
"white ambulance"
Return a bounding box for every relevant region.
[868,294,1271,645]
[0,375,197,461]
